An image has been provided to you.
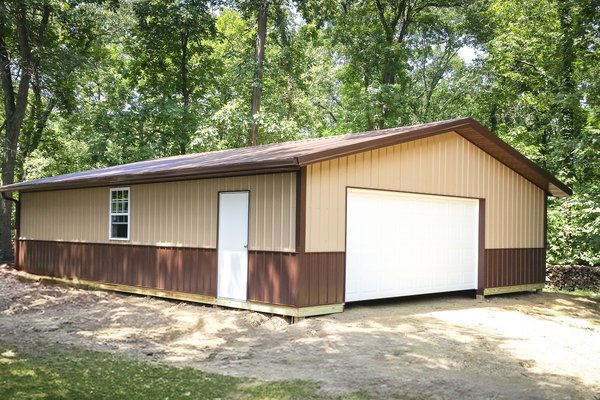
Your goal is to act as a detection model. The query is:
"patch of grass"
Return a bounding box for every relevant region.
[566,289,600,299]
[546,287,600,299]
[0,344,368,400]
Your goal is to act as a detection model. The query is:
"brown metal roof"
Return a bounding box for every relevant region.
[0,117,571,196]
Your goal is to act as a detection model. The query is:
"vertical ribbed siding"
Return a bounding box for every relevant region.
[18,240,217,296]
[297,252,345,307]
[305,131,545,252]
[20,172,296,252]
[485,248,545,288]
[20,188,109,243]
[248,251,299,306]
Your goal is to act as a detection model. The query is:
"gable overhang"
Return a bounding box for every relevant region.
[296,118,572,197]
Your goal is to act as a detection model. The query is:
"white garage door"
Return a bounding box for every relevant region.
[346,188,479,302]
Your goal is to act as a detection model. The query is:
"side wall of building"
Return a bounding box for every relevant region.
[18,172,305,306]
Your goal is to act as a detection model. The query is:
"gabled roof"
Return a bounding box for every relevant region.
[0,117,571,196]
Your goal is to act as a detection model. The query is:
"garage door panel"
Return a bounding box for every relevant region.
[346,189,479,302]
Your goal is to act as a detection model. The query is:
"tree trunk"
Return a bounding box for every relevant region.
[540,127,549,169]
[249,0,269,146]
[0,164,15,263]
[179,30,190,155]
[373,0,410,129]
[363,64,373,131]
[181,32,189,110]
[18,67,56,181]
[557,1,579,175]
[0,4,35,262]
[489,102,498,134]
[382,58,396,86]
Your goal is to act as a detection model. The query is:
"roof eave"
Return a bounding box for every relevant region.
[460,118,572,197]
[0,117,571,198]
[0,160,300,193]
[548,182,572,197]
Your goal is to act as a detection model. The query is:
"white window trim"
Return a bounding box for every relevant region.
[109,187,130,241]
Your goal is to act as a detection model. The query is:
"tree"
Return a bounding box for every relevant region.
[0,0,115,261]
[479,0,600,265]
[299,0,470,131]
[130,0,217,155]
[0,1,52,261]
[249,0,269,146]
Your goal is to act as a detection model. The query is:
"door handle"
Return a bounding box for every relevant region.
[243,244,248,249]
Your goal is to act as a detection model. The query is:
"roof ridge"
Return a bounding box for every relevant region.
[140,119,454,162]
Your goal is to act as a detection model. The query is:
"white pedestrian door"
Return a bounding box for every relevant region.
[218,191,249,301]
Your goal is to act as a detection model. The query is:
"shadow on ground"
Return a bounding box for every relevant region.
[1,268,598,399]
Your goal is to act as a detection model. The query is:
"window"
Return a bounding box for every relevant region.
[110,188,130,240]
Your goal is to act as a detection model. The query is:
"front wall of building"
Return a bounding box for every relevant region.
[304,131,546,290]
[20,172,296,252]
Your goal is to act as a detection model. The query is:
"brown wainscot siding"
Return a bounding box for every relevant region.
[297,252,345,307]
[248,251,299,306]
[484,248,545,288]
[18,240,345,309]
[18,240,217,296]
[248,251,345,307]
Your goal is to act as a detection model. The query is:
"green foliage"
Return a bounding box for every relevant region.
[0,344,369,399]
[478,0,600,265]
[129,0,217,154]
[544,287,600,299]
[548,194,600,266]
[547,115,600,266]
[1,0,599,265]
[0,1,117,182]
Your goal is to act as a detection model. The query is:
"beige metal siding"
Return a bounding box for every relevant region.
[20,187,109,244]
[20,173,296,252]
[305,131,545,252]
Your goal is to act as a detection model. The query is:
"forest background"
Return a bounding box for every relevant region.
[0,0,598,265]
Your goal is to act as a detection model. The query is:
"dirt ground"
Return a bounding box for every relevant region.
[1,266,598,400]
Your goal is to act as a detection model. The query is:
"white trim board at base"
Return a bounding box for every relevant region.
[14,271,345,318]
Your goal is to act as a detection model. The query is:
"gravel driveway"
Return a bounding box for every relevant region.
[1,266,598,399]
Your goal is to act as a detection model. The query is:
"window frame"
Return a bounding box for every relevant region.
[109,187,130,241]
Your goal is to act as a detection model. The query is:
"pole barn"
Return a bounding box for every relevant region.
[1,118,571,316]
